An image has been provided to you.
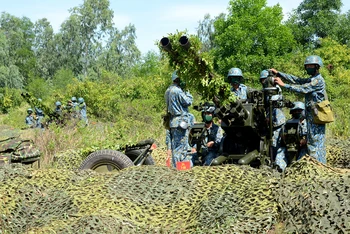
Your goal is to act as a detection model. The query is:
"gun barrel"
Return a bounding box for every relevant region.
[179,35,191,50]
[160,37,172,51]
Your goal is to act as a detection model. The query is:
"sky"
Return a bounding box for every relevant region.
[1,0,350,55]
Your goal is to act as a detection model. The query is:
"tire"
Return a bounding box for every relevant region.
[79,150,134,172]
[125,149,155,165]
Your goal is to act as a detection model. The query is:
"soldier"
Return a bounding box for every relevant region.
[226,67,248,100]
[198,104,224,166]
[287,102,308,160]
[165,71,193,168]
[54,101,63,116]
[53,101,64,125]
[71,97,79,118]
[78,97,88,125]
[25,108,36,128]
[260,70,287,171]
[271,55,327,164]
[34,98,44,128]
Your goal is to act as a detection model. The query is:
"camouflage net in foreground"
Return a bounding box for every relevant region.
[1,156,350,233]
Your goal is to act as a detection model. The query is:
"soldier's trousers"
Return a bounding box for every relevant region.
[170,127,192,168]
[306,117,326,163]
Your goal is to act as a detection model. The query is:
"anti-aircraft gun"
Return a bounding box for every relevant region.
[21,92,65,127]
[160,34,297,167]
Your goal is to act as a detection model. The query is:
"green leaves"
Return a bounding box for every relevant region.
[213,0,296,75]
[159,31,233,104]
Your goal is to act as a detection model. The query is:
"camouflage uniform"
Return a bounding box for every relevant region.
[78,98,88,125]
[266,87,287,171]
[165,83,193,168]
[278,72,326,163]
[34,107,44,128]
[25,114,35,128]
[200,123,224,166]
[231,84,248,100]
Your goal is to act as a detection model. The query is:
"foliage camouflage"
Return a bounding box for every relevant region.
[1,154,350,233]
[159,31,235,104]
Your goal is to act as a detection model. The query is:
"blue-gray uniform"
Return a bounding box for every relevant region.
[25,115,35,127]
[165,113,195,151]
[165,80,193,168]
[231,84,248,100]
[267,87,287,171]
[277,72,326,163]
[200,123,224,166]
[35,107,44,128]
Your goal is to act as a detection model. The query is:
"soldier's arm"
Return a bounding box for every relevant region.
[278,72,311,85]
[283,76,324,94]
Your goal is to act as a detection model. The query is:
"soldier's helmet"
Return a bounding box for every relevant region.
[304,55,323,67]
[171,71,179,81]
[227,68,243,77]
[226,68,243,83]
[290,101,305,114]
[202,102,216,113]
[27,108,33,114]
[71,97,77,102]
[55,101,62,107]
[260,70,269,79]
[78,97,84,104]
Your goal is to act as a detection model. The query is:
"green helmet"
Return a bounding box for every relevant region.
[171,71,179,81]
[71,97,77,102]
[78,97,84,104]
[260,70,269,79]
[27,108,33,114]
[55,101,61,107]
[304,55,323,67]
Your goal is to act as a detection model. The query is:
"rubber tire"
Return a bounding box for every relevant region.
[79,150,134,171]
[125,149,155,165]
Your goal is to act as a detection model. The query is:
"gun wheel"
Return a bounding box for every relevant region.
[79,150,134,173]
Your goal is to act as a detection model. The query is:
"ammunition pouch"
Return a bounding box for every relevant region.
[312,100,335,124]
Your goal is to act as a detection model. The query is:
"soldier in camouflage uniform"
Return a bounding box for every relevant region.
[226,68,248,100]
[260,70,287,171]
[198,105,224,166]
[272,55,327,164]
[165,71,193,168]
[78,97,88,126]
[25,108,36,128]
[287,101,308,160]
[34,98,44,128]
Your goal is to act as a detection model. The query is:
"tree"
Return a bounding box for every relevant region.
[333,10,350,47]
[213,0,296,78]
[0,28,24,89]
[197,13,225,52]
[0,13,35,83]
[33,18,57,79]
[98,24,141,77]
[286,0,343,47]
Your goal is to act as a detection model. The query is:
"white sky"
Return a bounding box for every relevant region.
[1,0,349,55]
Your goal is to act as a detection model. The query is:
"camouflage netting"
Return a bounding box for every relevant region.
[326,138,350,169]
[1,155,350,233]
